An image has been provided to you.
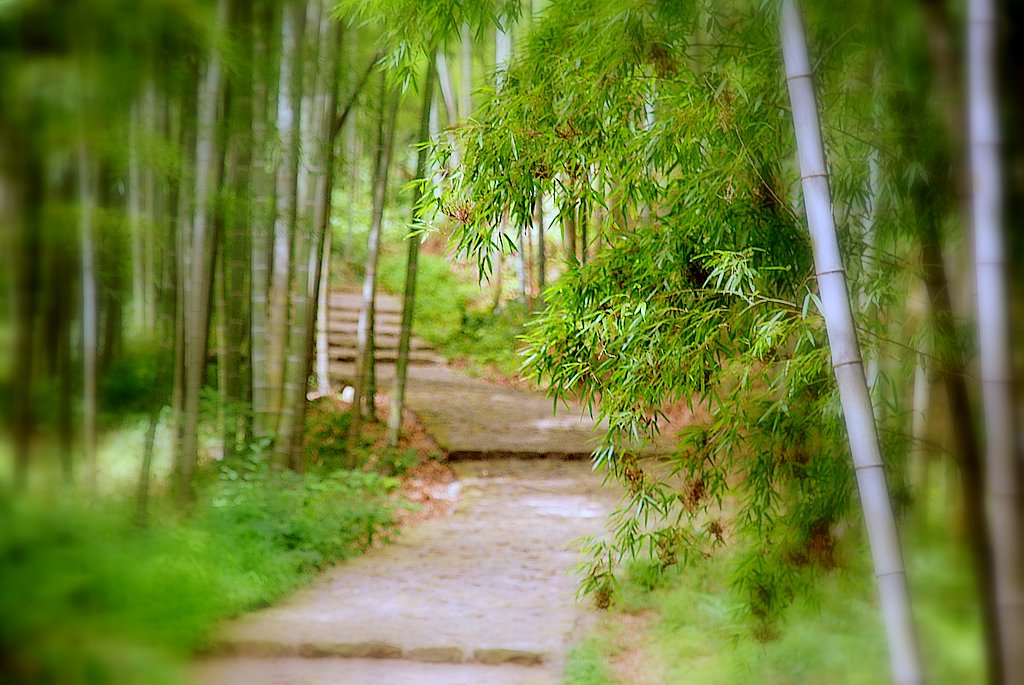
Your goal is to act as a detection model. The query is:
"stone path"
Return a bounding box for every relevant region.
[192,460,620,685]
[192,290,660,685]
[327,290,630,460]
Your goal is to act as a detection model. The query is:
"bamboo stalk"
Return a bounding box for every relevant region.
[968,0,1024,680]
[780,3,923,682]
[387,57,436,448]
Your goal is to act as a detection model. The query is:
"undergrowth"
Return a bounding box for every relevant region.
[0,444,401,684]
[573,528,984,685]
[377,250,530,378]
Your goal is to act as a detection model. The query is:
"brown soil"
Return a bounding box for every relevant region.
[607,611,667,685]
[395,460,458,526]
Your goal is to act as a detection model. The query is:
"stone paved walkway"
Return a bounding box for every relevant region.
[191,289,676,684]
[192,460,621,685]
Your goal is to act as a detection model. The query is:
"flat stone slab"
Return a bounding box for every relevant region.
[192,657,557,685]
[400,366,603,460]
[202,460,620,684]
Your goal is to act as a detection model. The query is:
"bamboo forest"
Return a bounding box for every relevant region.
[2,0,1023,683]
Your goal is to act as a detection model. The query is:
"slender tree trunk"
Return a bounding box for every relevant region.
[909,349,931,511]
[968,0,1024,680]
[347,76,398,451]
[460,22,473,119]
[535,193,546,299]
[780,3,924,683]
[79,144,99,494]
[170,99,191,487]
[313,19,347,401]
[266,0,306,437]
[920,210,1002,684]
[10,153,40,490]
[250,0,280,439]
[56,305,73,484]
[436,49,458,123]
[315,227,333,395]
[562,189,577,264]
[176,0,229,505]
[135,403,160,527]
[219,0,255,458]
[129,103,146,335]
[578,197,588,266]
[387,58,436,448]
[143,85,160,333]
[275,0,328,471]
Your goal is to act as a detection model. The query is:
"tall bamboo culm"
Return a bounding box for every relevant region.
[968,0,1024,680]
[779,2,924,683]
[387,58,436,448]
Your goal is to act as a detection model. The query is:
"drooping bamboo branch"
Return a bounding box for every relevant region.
[779,3,923,683]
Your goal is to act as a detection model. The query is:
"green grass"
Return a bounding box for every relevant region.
[377,250,531,378]
[574,530,985,685]
[0,454,401,684]
[564,638,614,685]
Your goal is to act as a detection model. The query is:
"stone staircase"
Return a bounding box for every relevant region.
[326,290,445,384]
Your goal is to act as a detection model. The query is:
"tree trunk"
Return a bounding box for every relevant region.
[780,3,924,683]
[79,144,99,494]
[176,0,229,506]
[460,22,473,119]
[920,209,1002,684]
[313,20,348,398]
[387,58,436,448]
[535,192,545,298]
[562,190,577,265]
[436,49,458,123]
[968,0,1024,679]
[266,0,306,438]
[9,152,41,491]
[250,0,280,440]
[129,102,146,335]
[347,75,398,451]
[275,0,330,471]
[315,228,333,395]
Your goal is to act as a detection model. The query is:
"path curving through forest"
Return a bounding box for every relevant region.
[193,290,633,684]
[192,459,620,685]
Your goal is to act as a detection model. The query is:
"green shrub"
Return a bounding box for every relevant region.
[442,301,529,376]
[564,638,613,685]
[303,399,358,470]
[0,462,401,684]
[377,250,475,346]
[99,342,169,419]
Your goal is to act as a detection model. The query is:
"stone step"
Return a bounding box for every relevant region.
[327,333,432,350]
[329,362,394,384]
[328,291,403,314]
[328,348,444,365]
[208,639,546,667]
[328,310,404,326]
[201,462,616,685]
[327,321,404,337]
[193,657,556,685]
